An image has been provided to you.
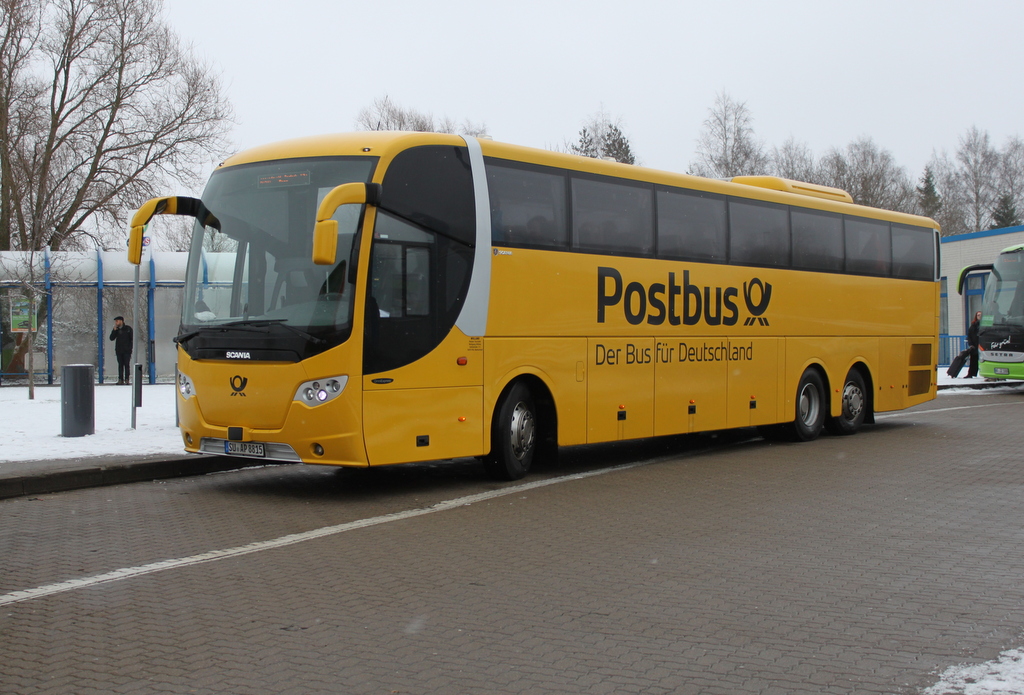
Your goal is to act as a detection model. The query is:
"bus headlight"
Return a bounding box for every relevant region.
[178,371,196,400]
[294,376,348,406]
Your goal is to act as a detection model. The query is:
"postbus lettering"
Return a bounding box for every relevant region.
[597,267,757,327]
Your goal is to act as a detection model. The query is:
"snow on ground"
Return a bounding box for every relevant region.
[0,382,182,464]
[926,650,1024,695]
[2,370,1024,693]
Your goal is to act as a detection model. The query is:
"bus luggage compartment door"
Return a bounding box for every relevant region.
[587,338,654,443]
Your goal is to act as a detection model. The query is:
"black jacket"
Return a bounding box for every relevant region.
[967,320,980,348]
[109,324,133,354]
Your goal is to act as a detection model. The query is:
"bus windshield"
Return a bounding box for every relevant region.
[180,156,376,358]
[983,250,1024,328]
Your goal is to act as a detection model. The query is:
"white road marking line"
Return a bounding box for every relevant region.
[878,400,1024,419]
[1,459,652,607]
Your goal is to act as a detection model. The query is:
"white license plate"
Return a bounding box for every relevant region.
[995,367,1010,375]
[224,441,265,457]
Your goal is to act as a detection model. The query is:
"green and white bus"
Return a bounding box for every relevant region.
[960,244,1024,380]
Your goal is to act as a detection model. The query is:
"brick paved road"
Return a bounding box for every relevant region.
[2,387,1024,694]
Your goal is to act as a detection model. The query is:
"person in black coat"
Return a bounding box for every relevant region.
[109,316,133,384]
[966,310,981,378]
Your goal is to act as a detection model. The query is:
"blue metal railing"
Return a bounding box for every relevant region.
[939,334,966,367]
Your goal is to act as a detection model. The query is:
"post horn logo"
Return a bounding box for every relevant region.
[230,375,248,396]
[742,278,773,326]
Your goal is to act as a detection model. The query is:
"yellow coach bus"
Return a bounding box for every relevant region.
[129,131,939,480]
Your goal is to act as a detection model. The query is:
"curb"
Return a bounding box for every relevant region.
[0,455,269,501]
[937,380,1020,391]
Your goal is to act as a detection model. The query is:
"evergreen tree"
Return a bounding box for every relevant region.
[916,166,943,219]
[567,111,637,165]
[570,127,599,158]
[601,124,636,165]
[991,193,1022,229]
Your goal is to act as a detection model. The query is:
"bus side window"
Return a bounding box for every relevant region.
[656,188,727,263]
[792,209,843,272]
[485,160,567,248]
[571,176,653,256]
[406,247,430,316]
[729,198,790,268]
[845,218,891,277]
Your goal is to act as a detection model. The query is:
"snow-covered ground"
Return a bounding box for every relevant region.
[0,382,182,463]
[1,370,1022,693]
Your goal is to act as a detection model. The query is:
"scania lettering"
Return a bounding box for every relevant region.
[127,132,939,481]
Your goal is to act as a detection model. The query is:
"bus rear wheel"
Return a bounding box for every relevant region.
[824,369,867,435]
[484,382,536,481]
[790,369,826,441]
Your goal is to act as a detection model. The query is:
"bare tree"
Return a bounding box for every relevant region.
[690,92,768,178]
[566,109,637,165]
[770,137,817,182]
[355,95,488,137]
[997,135,1024,221]
[926,150,971,236]
[0,0,232,385]
[0,0,232,254]
[817,137,914,213]
[956,126,999,232]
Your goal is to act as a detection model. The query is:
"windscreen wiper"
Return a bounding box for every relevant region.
[173,321,277,345]
[224,318,326,345]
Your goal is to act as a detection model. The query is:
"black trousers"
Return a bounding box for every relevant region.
[116,351,132,382]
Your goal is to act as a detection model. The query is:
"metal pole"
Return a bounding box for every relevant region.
[45,246,53,385]
[96,249,104,384]
[148,254,156,384]
[131,260,140,429]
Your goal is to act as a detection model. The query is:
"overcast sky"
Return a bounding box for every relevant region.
[162,0,1024,186]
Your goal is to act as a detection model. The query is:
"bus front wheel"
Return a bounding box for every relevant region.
[791,369,826,441]
[824,369,867,436]
[484,382,536,481]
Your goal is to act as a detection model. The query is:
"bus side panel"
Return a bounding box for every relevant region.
[483,337,588,449]
[783,337,879,420]
[876,337,908,412]
[363,386,483,465]
[654,337,728,435]
[587,337,655,443]
[726,338,779,428]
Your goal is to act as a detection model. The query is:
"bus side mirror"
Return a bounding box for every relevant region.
[957,263,994,295]
[128,196,218,265]
[128,197,176,264]
[312,182,382,265]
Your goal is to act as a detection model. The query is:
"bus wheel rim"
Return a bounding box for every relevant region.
[798,383,820,426]
[842,382,865,420]
[509,402,535,461]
